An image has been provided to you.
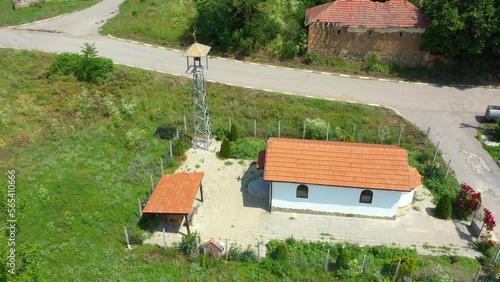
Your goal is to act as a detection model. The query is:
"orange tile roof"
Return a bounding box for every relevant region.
[143,172,204,215]
[305,0,430,29]
[263,138,419,192]
[409,166,422,189]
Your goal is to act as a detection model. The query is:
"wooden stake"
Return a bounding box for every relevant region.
[432,141,440,163]
[176,128,179,139]
[150,175,154,194]
[160,158,164,175]
[376,124,381,143]
[393,259,401,281]
[225,239,229,261]
[278,120,281,138]
[124,226,131,249]
[229,117,232,133]
[398,125,404,145]
[184,114,187,133]
[169,141,173,157]
[444,159,451,178]
[326,122,330,140]
[257,242,261,263]
[324,249,330,272]
[254,119,257,138]
[352,124,357,139]
[361,254,366,273]
[424,127,431,145]
[303,121,306,139]
[138,198,142,217]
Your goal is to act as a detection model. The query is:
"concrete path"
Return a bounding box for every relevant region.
[2,0,499,239]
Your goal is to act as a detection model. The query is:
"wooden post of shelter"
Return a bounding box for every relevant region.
[200,184,204,202]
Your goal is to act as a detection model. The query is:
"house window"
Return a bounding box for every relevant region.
[359,190,373,204]
[296,185,309,198]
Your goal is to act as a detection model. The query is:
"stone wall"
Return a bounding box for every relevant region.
[307,24,427,66]
[12,0,41,9]
[272,206,396,220]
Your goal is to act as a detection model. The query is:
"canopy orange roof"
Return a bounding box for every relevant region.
[143,172,204,215]
[263,138,420,192]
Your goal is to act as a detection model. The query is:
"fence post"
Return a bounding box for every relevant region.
[324,249,330,272]
[303,121,306,139]
[278,120,281,138]
[150,175,154,194]
[444,159,451,178]
[257,242,261,263]
[473,266,481,282]
[493,246,500,264]
[361,254,366,273]
[229,117,232,133]
[169,141,173,157]
[254,119,257,138]
[124,226,131,249]
[432,141,440,163]
[138,198,142,217]
[352,124,357,139]
[424,127,431,145]
[225,239,229,261]
[393,259,401,281]
[162,228,167,249]
[376,125,381,143]
[326,122,330,140]
[160,158,164,175]
[398,125,404,145]
[183,114,187,133]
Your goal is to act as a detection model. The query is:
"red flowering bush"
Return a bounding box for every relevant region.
[473,234,496,253]
[483,208,497,233]
[454,183,481,219]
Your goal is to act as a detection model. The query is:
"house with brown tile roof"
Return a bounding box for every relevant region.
[259,138,421,219]
[305,0,431,66]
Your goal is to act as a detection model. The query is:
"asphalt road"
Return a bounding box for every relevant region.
[1,0,500,236]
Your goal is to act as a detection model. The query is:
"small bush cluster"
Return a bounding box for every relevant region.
[361,54,390,73]
[48,43,114,83]
[434,194,453,219]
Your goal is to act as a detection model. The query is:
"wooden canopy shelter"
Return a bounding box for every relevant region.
[143,172,204,234]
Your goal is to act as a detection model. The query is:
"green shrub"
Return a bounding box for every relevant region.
[154,126,177,140]
[434,194,452,219]
[336,245,349,269]
[390,255,417,279]
[180,231,201,261]
[171,139,185,157]
[361,53,389,73]
[495,119,500,139]
[229,123,240,141]
[339,134,355,142]
[219,137,231,158]
[304,51,320,65]
[304,118,328,140]
[48,43,114,83]
[231,138,266,159]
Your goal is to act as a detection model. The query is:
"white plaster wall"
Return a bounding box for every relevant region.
[398,190,415,207]
[271,182,404,217]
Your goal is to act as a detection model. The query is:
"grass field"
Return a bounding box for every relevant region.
[0,48,482,280]
[0,0,99,27]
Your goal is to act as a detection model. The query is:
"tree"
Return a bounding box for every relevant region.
[229,123,240,141]
[434,194,452,219]
[220,137,232,158]
[420,0,500,72]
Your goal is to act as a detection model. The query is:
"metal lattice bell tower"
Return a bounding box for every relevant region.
[183,43,212,150]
